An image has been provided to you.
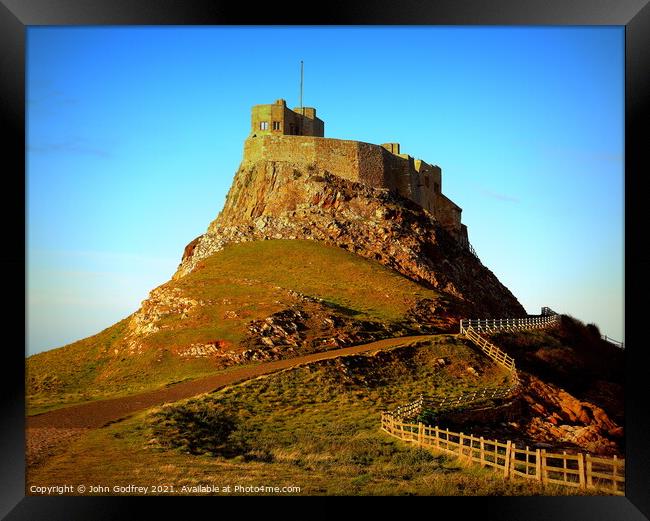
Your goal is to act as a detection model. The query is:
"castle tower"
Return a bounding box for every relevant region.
[250,98,325,137]
[244,98,467,246]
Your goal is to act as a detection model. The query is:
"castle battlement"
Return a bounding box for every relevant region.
[244,100,467,243]
[251,98,324,137]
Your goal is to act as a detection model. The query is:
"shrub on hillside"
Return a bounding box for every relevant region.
[586,323,601,339]
[416,409,439,426]
[148,400,248,457]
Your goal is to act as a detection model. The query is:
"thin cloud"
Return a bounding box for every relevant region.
[480,189,520,203]
[540,146,623,164]
[28,138,111,158]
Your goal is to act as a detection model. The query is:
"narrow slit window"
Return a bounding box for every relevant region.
[272,121,281,131]
[260,121,269,130]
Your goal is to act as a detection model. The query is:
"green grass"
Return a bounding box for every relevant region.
[173,238,440,324]
[27,240,443,414]
[28,337,598,495]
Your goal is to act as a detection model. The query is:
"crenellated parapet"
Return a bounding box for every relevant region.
[243,99,467,244]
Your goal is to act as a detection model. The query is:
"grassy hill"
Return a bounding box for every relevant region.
[28,321,622,495]
[27,240,449,415]
[30,336,589,495]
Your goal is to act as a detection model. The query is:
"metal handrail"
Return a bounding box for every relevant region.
[602,335,625,350]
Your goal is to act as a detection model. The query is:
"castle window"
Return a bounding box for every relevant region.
[434,182,440,193]
[272,121,281,131]
[260,121,269,130]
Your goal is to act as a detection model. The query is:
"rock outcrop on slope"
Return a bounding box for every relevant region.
[175,160,525,319]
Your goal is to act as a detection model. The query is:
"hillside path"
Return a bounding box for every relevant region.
[28,334,434,430]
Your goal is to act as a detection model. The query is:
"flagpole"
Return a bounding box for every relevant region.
[300,60,304,114]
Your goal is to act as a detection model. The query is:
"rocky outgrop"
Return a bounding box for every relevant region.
[520,373,623,455]
[122,285,206,355]
[175,160,525,319]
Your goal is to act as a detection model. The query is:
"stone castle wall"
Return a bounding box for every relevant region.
[251,100,325,137]
[242,134,467,242]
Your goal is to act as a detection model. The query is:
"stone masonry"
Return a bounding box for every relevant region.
[246,99,467,243]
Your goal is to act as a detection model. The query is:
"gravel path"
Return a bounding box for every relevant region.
[26,427,88,468]
[27,335,432,430]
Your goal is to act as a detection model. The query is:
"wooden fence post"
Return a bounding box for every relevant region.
[613,455,618,493]
[578,453,586,489]
[480,437,485,467]
[586,454,593,489]
[418,422,424,446]
[504,441,512,478]
[434,426,440,449]
[459,432,465,458]
[536,448,542,481]
[540,449,547,484]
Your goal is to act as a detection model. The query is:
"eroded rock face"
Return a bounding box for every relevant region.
[175,160,525,319]
[122,285,206,355]
[520,374,623,455]
[242,302,408,355]
[120,277,453,363]
[122,159,525,361]
[178,341,229,358]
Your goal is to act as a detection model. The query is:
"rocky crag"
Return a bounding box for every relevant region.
[175,159,524,316]
[119,155,526,364]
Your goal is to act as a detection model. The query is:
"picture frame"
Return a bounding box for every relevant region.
[2,0,646,518]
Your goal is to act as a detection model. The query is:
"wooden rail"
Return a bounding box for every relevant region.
[390,311,540,422]
[463,327,516,371]
[381,414,624,495]
[380,309,625,495]
[459,314,560,335]
[391,382,520,421]
[601,335,625,350]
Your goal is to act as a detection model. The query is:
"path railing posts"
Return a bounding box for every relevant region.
[381,308,625,495]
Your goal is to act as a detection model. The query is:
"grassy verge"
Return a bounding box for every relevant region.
[28,337,598,495]
[27,240,444,413]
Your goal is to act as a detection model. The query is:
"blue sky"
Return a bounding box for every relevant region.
[26,26,624,355]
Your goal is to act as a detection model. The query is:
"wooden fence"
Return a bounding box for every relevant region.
[381,413,625,495]
[459,314,559,374]
[460,314,560,335]
[601,335,625,350]
[390,311,544,422]
[380,310,624,495]
[391,382,519,420]
[463,328,517,371]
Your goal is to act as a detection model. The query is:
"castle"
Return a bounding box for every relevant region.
[245,98,468,244]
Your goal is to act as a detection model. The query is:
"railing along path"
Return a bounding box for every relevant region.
[380,309,624,495]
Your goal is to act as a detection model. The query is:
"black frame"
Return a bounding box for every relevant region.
[3,0,648,518]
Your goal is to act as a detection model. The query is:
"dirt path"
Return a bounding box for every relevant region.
[27,335,433,430]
